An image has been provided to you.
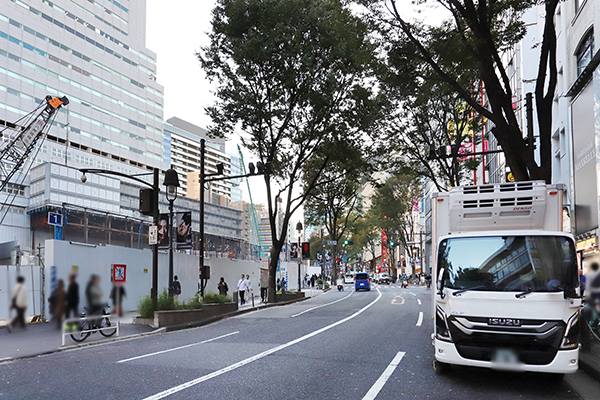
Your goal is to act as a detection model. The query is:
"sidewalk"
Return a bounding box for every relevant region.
[0,312,157,361]
[0,288,324,361]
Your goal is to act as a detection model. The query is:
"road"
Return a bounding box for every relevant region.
[0,284,596,399]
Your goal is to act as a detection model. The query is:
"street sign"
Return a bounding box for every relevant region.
[327,240,337,246]
[149,225,158,245]
[48,212,63,227]
[113,264,126,282]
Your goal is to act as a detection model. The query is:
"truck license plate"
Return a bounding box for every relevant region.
[491,348,520,369]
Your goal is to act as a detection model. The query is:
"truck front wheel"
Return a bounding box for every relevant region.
[433,360,451,375]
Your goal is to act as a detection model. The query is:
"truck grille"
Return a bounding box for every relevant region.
[447,316,566,365]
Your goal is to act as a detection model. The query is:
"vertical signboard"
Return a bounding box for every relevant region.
[175,211,192,249]
[572,83,597,235]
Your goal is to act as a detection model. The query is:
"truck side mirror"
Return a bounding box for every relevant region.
[437,267,446,299]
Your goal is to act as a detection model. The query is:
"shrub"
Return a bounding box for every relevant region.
[203,292,231,304]
[137,289,176,318]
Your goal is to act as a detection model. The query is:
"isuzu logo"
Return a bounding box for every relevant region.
[488,318,521,326]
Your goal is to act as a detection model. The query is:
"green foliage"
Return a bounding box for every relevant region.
[137,290,231,318]
[199,0,382,290]
[202,292,232,304]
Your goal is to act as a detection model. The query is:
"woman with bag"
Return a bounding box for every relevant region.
[218,277,228,296]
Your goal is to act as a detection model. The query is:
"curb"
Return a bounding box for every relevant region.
[0,327,167,364]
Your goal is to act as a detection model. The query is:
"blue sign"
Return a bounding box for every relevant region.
[48,212,63,227]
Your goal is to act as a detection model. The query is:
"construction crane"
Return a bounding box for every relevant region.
[0,95,69,194]
[237,144,264,257]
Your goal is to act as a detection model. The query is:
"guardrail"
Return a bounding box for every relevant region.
[61,314,120,346]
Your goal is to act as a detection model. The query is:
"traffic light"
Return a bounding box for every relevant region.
[343,239,349,246]
[139,188,155,216]
[302,242,310,259]
[390,241,395,247]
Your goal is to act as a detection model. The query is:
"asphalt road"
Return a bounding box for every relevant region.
[0,284,596,399]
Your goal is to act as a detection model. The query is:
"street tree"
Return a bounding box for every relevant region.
[304,141,371,283]
[199,0,379,300]
[367,173,422,275]
[359,0,560,183]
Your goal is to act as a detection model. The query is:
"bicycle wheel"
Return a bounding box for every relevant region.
[99,316,117,337]
[70,319,91,342]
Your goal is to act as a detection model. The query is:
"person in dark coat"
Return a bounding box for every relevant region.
[218,277,228,296]
[65,274,80,325]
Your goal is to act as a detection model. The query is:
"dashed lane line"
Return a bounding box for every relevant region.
[291,290,354,318]
[362,351,406,400]
[416,312,423,326]
[117,331,239,363]
[142,288,383,400]
[417,299,421,305]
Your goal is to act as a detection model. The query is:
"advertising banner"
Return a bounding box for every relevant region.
[158,213,169,250]
[176,211,192,249]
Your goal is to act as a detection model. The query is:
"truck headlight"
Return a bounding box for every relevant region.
[435,306,452,342]
[560,311,580,350]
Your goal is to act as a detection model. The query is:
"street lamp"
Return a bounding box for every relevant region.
[163,165,180,297]
[296,221,303,292]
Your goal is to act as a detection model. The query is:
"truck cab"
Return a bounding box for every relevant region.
[432,181,581,376]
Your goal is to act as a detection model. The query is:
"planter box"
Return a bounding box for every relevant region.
[153,302,238,328]
[274,292,305,303]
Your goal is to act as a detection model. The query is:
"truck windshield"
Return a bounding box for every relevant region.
[438,236,576,292]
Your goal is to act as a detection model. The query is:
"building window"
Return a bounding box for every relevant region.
[576,30,594,76]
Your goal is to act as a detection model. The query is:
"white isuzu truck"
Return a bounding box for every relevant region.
[431,181,581,377]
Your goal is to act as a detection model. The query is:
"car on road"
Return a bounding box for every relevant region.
[377,273,391,284]
[354,272,370,291]
[343,274,354,284]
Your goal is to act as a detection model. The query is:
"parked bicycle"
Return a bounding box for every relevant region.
[70,303,116,342]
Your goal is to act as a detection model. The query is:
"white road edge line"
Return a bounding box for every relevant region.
[142,288,383,400]
[291,291,353,317]
[117,331,239,363]
[362,351,406,400]
[417,299,421,305]
[416,312,423,327]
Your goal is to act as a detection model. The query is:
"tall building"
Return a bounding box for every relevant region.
[1,0,166,248]
[164,117,232,200]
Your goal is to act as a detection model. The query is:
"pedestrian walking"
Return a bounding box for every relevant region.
[218,277,228,296]
[172,275,182,300]
[586,262,600,301]
[281,277,286,291]
[52,279,66,329]
[8,276,28,332]
[276,277,281,292]
[65,274,80,322]
[245,274,252,303]
[110,283,126,317]
[237,274,246,305]
[85,274,104,316]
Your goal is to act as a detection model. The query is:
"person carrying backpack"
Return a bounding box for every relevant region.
[172,275,182,300]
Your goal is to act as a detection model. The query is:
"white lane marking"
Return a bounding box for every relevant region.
[416,312,423,327]
[362,351,406,400]
[409,293,416,297]
[291,291,353,317]
[142,288,383,400]
[117,331,239,363]
[417,299,421,305]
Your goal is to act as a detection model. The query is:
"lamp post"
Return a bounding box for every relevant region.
[80,167,160,309]
[296,222,303,292]
[197,137,270,297]
[163,165,180,297]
